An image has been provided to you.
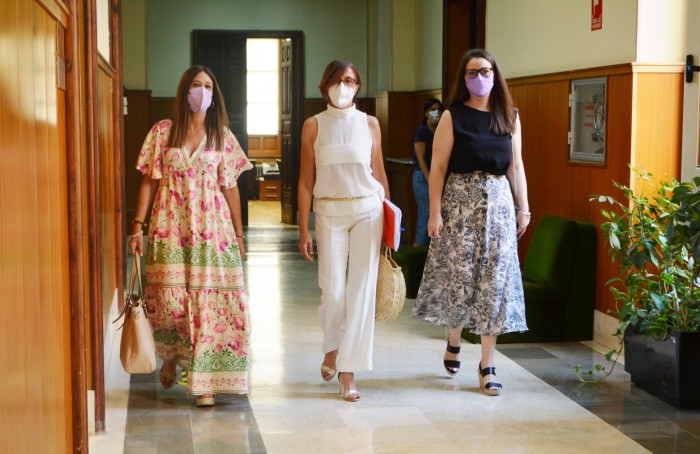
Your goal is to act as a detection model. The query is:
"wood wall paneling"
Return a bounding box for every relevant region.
[632,72,683,181]
[508,66,683,316]
[248,134,281,161]
[0,0,73,450]
[124,89,151,222]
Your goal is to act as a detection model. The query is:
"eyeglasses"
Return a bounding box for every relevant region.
[465,68,493,79]
[338,77,359,88]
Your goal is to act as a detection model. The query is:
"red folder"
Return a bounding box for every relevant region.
[382,199,402,251]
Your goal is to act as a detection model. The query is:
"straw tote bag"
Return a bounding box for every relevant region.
[375,247,406,322]
[113,252,156,374]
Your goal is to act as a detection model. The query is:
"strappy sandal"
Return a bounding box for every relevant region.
[195,394,216,407]
[444,340,461,376]
[159,360,177,389]
[478,362,502,396]
[338,372,361,402]
[321,364,337,382]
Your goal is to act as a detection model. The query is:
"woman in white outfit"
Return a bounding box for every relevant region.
[298,60,391,402]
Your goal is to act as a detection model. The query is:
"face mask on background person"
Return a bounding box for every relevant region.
[465,74,494,98]
[428,110,440,122]
[188,86,213,113]
[328,82,355,108]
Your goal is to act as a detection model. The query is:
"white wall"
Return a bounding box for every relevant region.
[122,0,147,90]
[636,0,686,63]
[682,0,700,181]
[486,0,638,78]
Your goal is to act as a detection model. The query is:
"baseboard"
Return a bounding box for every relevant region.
[593,309,623,354]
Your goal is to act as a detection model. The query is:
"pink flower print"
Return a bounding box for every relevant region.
[201,230,214,241]
[228,338,243,353]
[214,196,221,211]
[214,322,227,334]
[200,200,212,212]
[172,310,186,319]
[170,190,184,207]
[238,301,247,312]
[214,343,223,354]
[193,313,201,329]
[218,239,229,253]
[207,163,215,174]
[217,307,227,317]
[153,226,169,239]
[233,316,245,331]
[187,168,196,179]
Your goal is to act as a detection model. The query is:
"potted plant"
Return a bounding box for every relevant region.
[575,168,700,408]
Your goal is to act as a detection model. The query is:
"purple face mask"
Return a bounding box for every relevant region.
[188,86,213,113]
[465,74,494,98]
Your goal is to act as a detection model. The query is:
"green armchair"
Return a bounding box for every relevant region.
[394,216,597,343]
[464,215,597,343]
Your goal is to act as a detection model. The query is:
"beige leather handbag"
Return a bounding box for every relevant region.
[113,252,156,374]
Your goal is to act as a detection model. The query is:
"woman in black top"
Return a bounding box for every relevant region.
[412,49,529,396]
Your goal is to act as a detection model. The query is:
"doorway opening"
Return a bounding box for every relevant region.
[246,38,283,227]
[193,30,304,228]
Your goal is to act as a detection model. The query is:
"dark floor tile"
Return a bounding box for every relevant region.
[125,414,192,436]
[123,433,195,454]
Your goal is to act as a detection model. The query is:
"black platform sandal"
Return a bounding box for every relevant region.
[478,362,502,396]
[443,340,461,376]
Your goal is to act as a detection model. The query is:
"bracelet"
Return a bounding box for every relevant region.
[130,230,143,238]
[518,210,532,218]
[132,218,144,225]
[236,235,245,239]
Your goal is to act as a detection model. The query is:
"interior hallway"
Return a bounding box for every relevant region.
[90,202,700,453]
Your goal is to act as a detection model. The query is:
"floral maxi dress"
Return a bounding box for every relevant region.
[136,119,253,395]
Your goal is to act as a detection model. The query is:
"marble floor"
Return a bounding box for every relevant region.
[90,221,700,454]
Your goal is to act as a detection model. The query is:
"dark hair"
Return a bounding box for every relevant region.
[318,60,362,103]
[445,49,515,135]
[168,65,229,150]
[421,97,443,125]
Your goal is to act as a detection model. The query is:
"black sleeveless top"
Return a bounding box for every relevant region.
[447,104,511,176]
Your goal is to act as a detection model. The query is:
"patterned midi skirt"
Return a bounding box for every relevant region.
[412,171,528,336]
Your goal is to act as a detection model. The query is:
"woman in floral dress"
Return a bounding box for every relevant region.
[128,65,253,407]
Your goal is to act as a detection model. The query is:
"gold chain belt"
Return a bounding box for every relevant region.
[317,194,372,201]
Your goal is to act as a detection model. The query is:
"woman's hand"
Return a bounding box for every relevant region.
[299,231,314,261]
[427,213,443,239]
[128,232,144,256]
[516,211,531,239]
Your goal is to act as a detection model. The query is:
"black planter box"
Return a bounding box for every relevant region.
[624,327,700,409]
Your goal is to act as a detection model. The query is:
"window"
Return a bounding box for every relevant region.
[247,39,279,135]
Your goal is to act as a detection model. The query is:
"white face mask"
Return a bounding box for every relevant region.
[328,82,355,108]
[428,110,440,122]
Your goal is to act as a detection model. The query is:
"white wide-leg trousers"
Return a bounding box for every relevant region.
[315,204,384,373]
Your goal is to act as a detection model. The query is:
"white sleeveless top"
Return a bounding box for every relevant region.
[312,104,384,216]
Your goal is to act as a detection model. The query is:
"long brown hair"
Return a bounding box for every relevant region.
[167,65,229,150]
[318,60,362,103]
[445,49,516,135]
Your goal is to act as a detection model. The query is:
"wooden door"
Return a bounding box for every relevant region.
[0,0,74,451]
[280,36,304,225]
[682,0,700,181]
[192,31,250,224]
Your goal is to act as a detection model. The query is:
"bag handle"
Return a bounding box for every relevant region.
[129,251,144,302]
[113,252,145,328]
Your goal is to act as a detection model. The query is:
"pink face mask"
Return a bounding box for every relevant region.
[465,74,494,98]
[188,86,213,112]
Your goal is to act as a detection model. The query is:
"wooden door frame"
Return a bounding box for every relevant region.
[192,30,304,225]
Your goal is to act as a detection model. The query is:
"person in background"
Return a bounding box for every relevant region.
[412,49,529,396]
[128,65,253,407]
[412,98,443,246]
[298,59,391,402]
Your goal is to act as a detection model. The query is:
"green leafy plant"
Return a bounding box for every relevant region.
[574,167,700,383]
